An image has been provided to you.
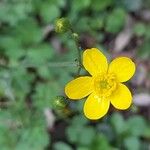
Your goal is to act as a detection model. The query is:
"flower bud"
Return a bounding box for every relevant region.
[52,96,68,109]
[55,18,71,33]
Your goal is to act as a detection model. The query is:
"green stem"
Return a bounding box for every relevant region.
[70,28,82,77]
[74,39,82,76]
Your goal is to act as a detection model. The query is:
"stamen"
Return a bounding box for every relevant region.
[94,73,118,98]
[99,81,108,89]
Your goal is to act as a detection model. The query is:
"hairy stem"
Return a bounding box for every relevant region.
[70,28,82,77]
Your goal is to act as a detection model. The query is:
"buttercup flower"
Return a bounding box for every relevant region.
[65,48,136,120]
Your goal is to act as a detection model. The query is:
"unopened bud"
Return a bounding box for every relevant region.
[52,96,68,109]
[55,18,71,33]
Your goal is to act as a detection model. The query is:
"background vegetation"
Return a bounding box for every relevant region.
[0,0,150,149]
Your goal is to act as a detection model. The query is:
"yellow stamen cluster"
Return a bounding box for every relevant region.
[94,73,118,98]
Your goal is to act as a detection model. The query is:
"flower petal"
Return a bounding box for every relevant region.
[110,83,132,110]
[65,76,93,99]
[108,57,136,82]
[83,48,108,76]
[83,93,110,120]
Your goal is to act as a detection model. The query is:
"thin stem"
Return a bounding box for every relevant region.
[70,28,82,77]
[75,39,82,76]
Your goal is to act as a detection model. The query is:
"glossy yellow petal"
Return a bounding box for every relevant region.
[83,48,108,76]
[83,93,110,120]
[65,76,93,99]
[108,57,136,82]
[109,83,132,109]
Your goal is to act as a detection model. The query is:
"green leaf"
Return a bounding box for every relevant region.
[76,17,91,32]
[0,71,14,99]
[122,0,142,12]
[71,115,88,127]
[15,127,49,150]
[67,125,95,146]
[91,0,113,11]
[124,136,140,150]
[78,127,95,145]
[40,3,60,23]
[25,44,54,67]
[105,8,126,33]
[89,17,104,30]
[138,40,150,59]
[0,1,33,26]
[33,81,61,110]
[143,127,150,138]
[126,116,147,137]
[66,115,95,146]
[54,0,67,8]
[77,147,90,150]
[92,134,112,150]
[13,18,42,45]
[37,66,51,79]
[145,27,150,39]
[97,123,114,142]
[110,113,126,135]
[66,125,80,143]
[11,67,34,100]
[72,0,91,12]
[53,142,73,150]
[0,36,21,51]
[133,23,147,36]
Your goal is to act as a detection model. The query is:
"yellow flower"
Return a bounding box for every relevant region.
[65,48,136,120]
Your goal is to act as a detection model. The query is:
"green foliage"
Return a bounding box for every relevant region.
[0,0,150,149]
[72,0,91,12]
[13,19,43,45]
[0,110,49,150]
[124,136,140,150]
[138,40,150,59]
[0,0,33,26]
[109,113,150,149]
[53,142,73,150]
[110,112,126,135]
[66,115,95,146]
[92,134,111,150]
[122,0,142,12]
[91,0,114,11]
[40,3,60,24]
[15,127,49,150]
[110,113,150,138]
[133,23,147,37]
[105,8,126,33]
[126,115,147,137]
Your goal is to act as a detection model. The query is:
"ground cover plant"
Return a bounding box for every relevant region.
[0,0,150,149]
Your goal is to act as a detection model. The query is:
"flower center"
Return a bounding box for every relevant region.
[94,73,118,98]
[99,80,108,89]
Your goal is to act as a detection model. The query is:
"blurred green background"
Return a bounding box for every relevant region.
[0,0,150,150]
